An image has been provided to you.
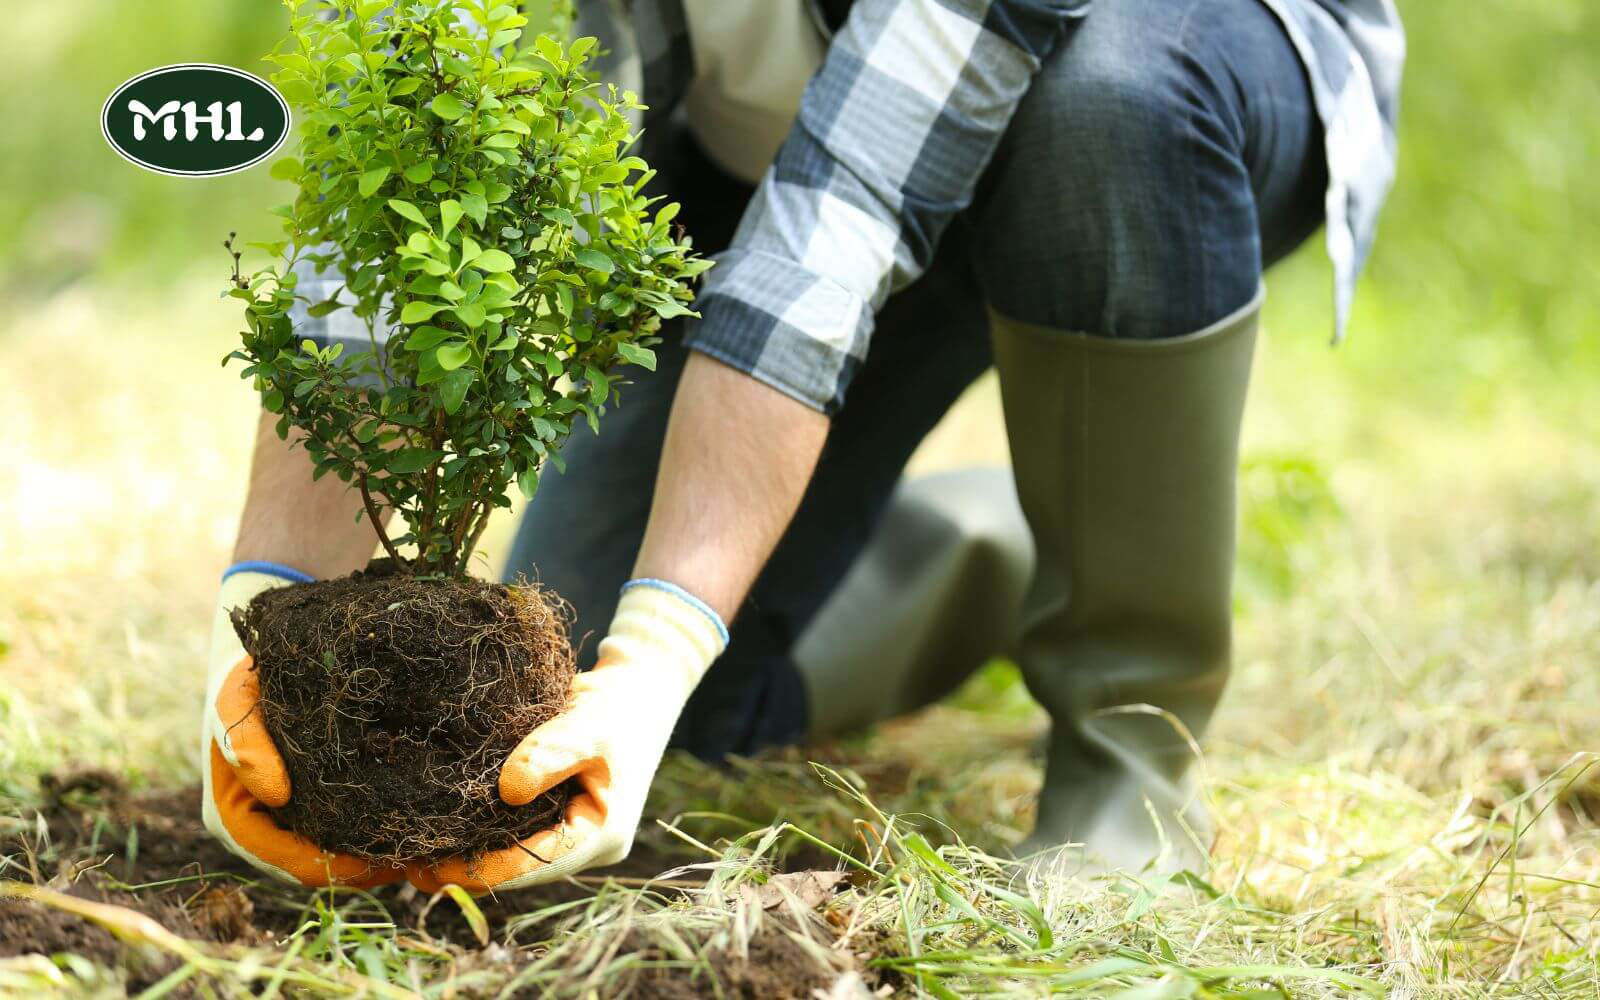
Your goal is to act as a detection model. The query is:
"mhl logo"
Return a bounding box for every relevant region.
[128,100,267,143]
[102,64,290,177]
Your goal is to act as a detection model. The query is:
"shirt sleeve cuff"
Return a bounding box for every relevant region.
[682,248,871,417]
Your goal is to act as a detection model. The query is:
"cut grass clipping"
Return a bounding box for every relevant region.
[230,563,576,862]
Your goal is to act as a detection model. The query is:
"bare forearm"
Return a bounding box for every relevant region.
[233,410,391,579]
[632,353,830,622]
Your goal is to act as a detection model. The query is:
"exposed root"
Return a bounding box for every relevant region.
[230,563,577,863]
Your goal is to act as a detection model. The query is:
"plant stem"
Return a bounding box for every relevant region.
[446,487,479,566]
[417,410,446,564]
[358,472,407,569]
[456,502,494,576]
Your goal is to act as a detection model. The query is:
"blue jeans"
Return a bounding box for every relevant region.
[505,0,1326,757]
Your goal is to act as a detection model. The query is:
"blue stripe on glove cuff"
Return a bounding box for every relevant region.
[619,578,731,646]
[221,561,316,585]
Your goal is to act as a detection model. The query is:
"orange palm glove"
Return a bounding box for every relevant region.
[407,580,726,893]
[201,567,405,888]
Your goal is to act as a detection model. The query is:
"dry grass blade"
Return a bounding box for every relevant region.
[440,885,489,947]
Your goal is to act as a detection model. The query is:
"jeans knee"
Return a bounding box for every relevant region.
[989,13,1200,222]
[973,4,1259,337]
[1044,58,1193,185]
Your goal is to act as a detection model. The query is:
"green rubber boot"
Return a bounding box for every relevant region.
[796,467,1034,737]
[991,292,1261,875]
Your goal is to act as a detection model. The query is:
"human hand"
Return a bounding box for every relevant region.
[406,580,726,893]
[200,567,405,888]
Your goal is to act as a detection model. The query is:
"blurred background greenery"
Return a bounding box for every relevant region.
[4,0,1594,378]
[3,0,1597,623]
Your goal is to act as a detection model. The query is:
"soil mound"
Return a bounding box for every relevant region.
[229,562,577,863]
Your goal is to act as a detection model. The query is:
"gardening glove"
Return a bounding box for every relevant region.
[406,579,727,893]
[201,563,407,888]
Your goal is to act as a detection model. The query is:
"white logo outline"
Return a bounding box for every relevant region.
[101,63,290,178]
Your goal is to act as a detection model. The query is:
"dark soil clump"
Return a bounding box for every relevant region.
[0,897,124,962]
[608,921,864,999]
[229,561,577,863]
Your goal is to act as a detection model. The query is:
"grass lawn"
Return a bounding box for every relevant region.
[4,267,1598,998]
[2,0,1598,996]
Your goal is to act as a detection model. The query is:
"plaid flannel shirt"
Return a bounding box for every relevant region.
[578,0,1404,415]
[293,2,1403,413]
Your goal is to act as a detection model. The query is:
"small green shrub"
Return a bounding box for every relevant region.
[226,0,703,574]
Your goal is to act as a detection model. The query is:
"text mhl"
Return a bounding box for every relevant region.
[127,100,265,142]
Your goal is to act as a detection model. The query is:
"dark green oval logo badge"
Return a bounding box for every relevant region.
[102,64,289,177]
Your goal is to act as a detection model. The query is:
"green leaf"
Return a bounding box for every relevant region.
[616,342,656,371]
[517,466,540,501]
[436,342,471,371]
[358,165,390,196]
[400,301,444,324]
[387,198,430,229]
[387,448,436,474]
[461,192,488,226]
[404,325,455,351]
[575,248,615,274]
[269,157,301,181]
[437,369,475,415]
[472,249,515,273]
[440,199,464,237]
[403,160,433,183]
[533,34,564,68]
[415,361,450,386]
[662,299,698,320]
[430,92,468,121]
[306,298,344,318]
[453,302,487,328]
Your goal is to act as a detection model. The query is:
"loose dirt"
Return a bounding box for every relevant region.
[231,562,577,863]
[612,922,861,999]
[4,773,688,945]
[2,773,872,996]
[0,896,122,962]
